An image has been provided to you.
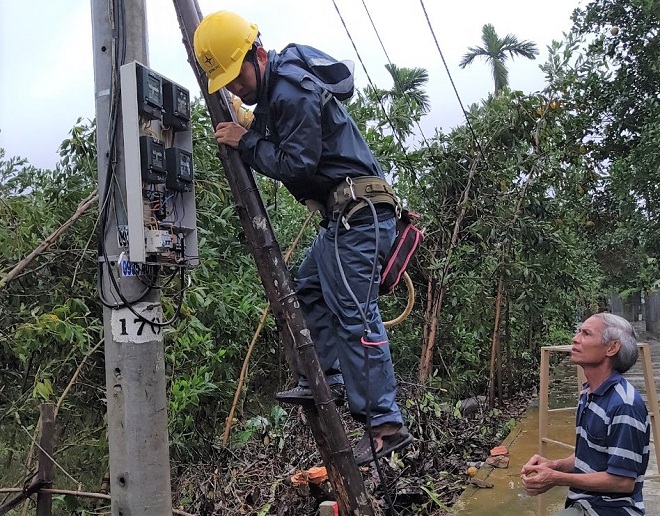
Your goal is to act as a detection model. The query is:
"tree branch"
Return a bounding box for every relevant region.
[0,190,98,290]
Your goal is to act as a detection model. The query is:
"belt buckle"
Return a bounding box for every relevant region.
[345,177,357,201]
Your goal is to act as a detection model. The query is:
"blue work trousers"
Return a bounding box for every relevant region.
[294,212,403,427]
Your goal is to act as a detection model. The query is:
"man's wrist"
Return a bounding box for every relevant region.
[554,469,572,487]
[550,457,572,472]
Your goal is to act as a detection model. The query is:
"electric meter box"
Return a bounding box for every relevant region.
[120,61,198,266]
[140,136,167,184]
[163,80,191,131]
[165,147,194,192]
[136,65,164,120]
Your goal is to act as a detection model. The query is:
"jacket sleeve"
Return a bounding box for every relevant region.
[237,79,323,185]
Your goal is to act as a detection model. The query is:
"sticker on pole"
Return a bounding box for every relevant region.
[111,302,163,343]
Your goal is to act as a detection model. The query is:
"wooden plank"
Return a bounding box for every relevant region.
[538,347,550,516]
[541,437,575,451]
[639,344,660,469]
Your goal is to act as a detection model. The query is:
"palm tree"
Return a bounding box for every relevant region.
[459,24,539,94]
[375,64,431,139]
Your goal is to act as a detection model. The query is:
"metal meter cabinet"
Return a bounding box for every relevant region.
[120,61,198,266]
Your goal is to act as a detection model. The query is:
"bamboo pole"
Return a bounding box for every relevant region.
[0,481,46,515]
[0,488,195,516]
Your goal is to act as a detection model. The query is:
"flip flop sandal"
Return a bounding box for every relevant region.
[354,425,414,466]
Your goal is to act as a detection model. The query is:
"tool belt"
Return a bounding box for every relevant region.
[325,176,400,223]
[306,176,424,296]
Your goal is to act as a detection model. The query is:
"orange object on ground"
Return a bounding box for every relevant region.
[489,445,509,456]
[290,466,328,486]
[466,466,479,477]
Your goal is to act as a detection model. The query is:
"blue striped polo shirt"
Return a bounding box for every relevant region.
[567,372,650,515]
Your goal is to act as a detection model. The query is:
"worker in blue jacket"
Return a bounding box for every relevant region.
[194,10,413,465]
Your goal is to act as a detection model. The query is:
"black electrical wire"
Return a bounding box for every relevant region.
[105,260,188,328]
[359,0,430,147]
[137,262,181,289]
[418,0,488,162]
[330,0,454,259]
[97,0,147,309]
[329,0,426,182]
[333,0,488,186]
[362,0,489,165]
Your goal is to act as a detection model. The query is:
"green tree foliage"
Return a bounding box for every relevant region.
[0,128,104,489]
[542,0,660,292]
[399,86,603,396]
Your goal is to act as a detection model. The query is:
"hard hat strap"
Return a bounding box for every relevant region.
[248,46,264,107]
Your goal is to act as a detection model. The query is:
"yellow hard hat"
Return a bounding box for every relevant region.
[194,11,259,94]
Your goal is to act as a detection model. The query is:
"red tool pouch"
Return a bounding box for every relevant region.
[379,210,424,295]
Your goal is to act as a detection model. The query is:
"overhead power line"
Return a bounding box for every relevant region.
[359,0,430,146]
[330,0,432,186]
[417,0,485,159]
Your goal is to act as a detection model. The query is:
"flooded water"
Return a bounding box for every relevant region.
[452,336,660,515]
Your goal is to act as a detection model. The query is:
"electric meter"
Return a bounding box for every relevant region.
[163,80,191,131]
[166,147,194,192]
[139,136,167,184]
[135,64,163,120]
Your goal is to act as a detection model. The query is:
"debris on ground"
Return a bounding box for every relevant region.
[489,445,509,456]
[466,466,480,477]
[468,478,494,489]
[486,444,510,468]
[291,466,328,486]
[486,455,510,468]
[171,386,531,515]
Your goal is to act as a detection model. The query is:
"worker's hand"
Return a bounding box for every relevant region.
[520,463,556,496]
[231,95,255,129]
[215,122,247,149]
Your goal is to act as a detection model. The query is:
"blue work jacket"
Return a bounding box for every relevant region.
[238,44,386,205]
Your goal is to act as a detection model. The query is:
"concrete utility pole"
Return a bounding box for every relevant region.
[91,1,173,514]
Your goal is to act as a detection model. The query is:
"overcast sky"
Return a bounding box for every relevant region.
[0,0,583,170]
